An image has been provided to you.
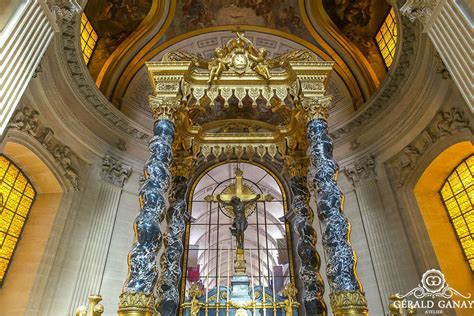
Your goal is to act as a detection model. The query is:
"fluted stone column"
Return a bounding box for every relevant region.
[118,96,180,316]
[286,156,327,315]
[69,155,131,314]
[156,156,192,315]
[302,96,369,316]
[344,155,403,308]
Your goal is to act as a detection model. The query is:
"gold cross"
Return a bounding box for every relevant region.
[205,168,273,203]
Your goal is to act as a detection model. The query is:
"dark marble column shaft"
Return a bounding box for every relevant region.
[123,119,175,293]
[306,118,368,315]
[290,175,327,315]
[157,175,188,315]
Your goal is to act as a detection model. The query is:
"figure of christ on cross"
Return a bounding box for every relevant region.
[217,195,260,249]
[205,169,273,251]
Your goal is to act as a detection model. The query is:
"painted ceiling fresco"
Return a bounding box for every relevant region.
[84,0,152,79]
[162,0,314,43]
[322,0,391,60]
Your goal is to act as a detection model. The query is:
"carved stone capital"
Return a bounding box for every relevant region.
[344,154,376,185]
[329,291,369,316]
[400,0,440,31]
[101,155,132,187]
[47,0,82,30]
[118,292,155,316]
[284,155,309,178]
[301,96,332,123]
[148,95,181,122]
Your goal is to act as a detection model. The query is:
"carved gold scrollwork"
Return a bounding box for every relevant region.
[284,155,309,178]
[329,291,369,316]
[118,292,155,316]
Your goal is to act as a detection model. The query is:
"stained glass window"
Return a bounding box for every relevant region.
[80,13,98,65]
[0,155,36,286]
[440,155,474,271]
[375,7,398,68]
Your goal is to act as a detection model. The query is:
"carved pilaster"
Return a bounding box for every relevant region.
[345,155,404,311]
[70,156,130,314]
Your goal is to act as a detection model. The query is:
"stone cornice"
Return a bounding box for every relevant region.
[58,16,152,144]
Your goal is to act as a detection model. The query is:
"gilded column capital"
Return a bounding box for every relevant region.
[118,292,155,316]
[344,154,376,186]
[284,155,309,178]
[330,291,369,316]
[148,95,181,122]
[301,95,332,123]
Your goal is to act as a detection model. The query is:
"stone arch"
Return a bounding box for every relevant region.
[413,141,473,306]
[0,134,72,315]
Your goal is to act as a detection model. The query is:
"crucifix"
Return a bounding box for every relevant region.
[205,168,273,273]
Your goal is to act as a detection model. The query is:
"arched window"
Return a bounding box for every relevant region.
[440,154,473,271]
[375,7,397,68]
[0,154,36,285]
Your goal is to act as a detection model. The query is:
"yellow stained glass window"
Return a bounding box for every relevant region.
[80,13,98,65]
[375,8,397,68]
[0,155,36,286]
[440,155,474,271]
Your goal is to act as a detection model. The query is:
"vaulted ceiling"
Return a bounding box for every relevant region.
[82,0,395,125]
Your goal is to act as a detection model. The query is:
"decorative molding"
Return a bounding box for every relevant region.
[58,18,151,143]
[330,7,419,140]
[400,0,440,31]
[9,106,82,190]
[344,154,376,185]
[387,107,471,187]
[434,52,451,80]
[101,155,132,187]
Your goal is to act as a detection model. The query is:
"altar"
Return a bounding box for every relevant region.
[182,274,299,316]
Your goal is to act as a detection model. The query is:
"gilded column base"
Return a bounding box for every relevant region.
[118,292,155,316]
[330,291,369,316]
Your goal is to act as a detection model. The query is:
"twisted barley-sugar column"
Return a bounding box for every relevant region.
[303,97,369,316]
[118,97,179,316]
[156,159,191,315]
[286,157,327,315]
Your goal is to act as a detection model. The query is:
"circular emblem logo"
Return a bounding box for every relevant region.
[421,269,446,293]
